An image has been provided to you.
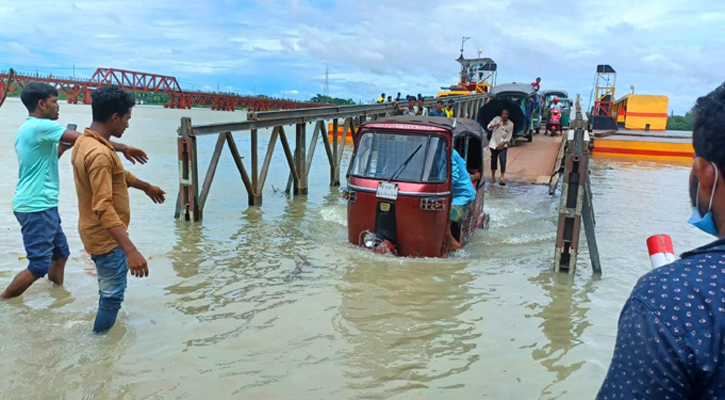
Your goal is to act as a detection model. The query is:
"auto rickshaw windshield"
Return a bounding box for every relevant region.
[350,132,448,183]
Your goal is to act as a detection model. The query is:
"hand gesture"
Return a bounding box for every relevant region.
[144,185,166,204]
[126,249,149,277]
[123,146,149,165]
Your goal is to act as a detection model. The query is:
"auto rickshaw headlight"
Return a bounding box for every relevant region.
[362,231,377,249]
[421,197,446,210]
[342,188,357,203]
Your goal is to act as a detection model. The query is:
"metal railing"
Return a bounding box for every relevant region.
[554,95,601,274]
[175,93,491,222]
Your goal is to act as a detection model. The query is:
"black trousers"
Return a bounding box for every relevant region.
[490,147,508,173]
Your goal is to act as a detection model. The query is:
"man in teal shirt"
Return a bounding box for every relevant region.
[2,83,147,299]
[447,149,477,252]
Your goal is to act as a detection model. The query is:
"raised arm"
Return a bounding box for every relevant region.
[487,117,500,130]
[59,129,148,164]
[125,171,166,204]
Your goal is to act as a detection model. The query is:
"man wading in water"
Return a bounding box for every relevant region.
[71,85,165,333]
[1,83,147,300]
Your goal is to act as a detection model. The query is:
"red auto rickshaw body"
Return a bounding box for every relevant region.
[344,116,489,258]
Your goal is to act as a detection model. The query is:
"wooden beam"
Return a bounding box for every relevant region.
[321,120,334,168]
[198,132,226,210]
[257,126,279,194]
[306,120,324,175]
[225,132,255,205]
[278,126,300,183]
[336,117,351,166]
[251,129,259,189]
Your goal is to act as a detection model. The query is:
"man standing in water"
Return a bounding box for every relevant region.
[71,85,165,333]
[487,109,514,186]
[1,83,147,300]
[597,83,725,399]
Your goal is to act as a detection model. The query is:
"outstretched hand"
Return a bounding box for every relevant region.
[144,185,166,204]
[123,146,149,165]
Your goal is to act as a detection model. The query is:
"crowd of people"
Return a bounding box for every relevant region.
[377,93,457,118]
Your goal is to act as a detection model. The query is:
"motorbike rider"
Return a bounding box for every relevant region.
[549,97,564,111]
[547,97,564,136]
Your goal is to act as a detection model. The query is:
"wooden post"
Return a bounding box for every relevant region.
[176,117,201,221]
[250,129,262,205]
[331,118,340,186]
[294,123,308,195]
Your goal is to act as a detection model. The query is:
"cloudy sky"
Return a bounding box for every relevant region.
[1,0,723,113]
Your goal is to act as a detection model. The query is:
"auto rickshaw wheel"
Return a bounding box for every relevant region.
[527,131,533,142]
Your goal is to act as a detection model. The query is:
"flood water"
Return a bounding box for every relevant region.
[0,98,710,399]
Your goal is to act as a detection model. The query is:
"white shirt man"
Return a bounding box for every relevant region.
[487,115,514,150]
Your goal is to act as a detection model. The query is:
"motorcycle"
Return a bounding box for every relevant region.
[547,109,562,136]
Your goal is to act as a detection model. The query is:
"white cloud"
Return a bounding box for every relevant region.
[8,42,37,59]
[0,0,723,113]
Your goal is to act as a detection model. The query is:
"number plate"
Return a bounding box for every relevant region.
[376,182,399,200]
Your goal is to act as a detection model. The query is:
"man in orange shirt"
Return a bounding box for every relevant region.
[71,85,165,334]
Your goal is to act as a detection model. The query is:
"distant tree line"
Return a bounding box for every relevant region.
[667,106,695,131]
[308,94,355,105]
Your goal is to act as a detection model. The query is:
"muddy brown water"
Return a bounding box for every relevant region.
[0,98,708,399]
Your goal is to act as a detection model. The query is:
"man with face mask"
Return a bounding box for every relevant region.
[596,83,725,399]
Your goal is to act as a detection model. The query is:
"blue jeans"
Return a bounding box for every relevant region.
[14,207,70,278]
[91,247,128,334]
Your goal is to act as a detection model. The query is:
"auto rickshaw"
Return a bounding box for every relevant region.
[559,98,573,127]
[542,90,569,109]
[485,83,537,143]
[343,116,489,258]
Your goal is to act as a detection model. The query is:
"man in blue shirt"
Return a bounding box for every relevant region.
[1,83,147,300]
[447,149,476,252]
[597,83,725,399]
[429,100,447,117]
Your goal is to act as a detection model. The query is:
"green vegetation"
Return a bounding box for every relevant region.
[667,107,694,131]
[132,92,170,106]
[308,94,355,105]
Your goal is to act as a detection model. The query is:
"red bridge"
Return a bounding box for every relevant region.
[0,67,327,111]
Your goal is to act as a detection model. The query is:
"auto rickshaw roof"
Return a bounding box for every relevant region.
[491,83,537,97]
[542,89,569,98]
[362,116,486,142]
